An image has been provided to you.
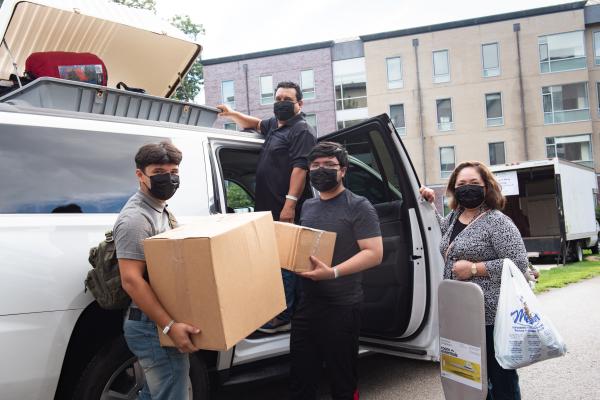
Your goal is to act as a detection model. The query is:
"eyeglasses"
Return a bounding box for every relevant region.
[309,162,341,170]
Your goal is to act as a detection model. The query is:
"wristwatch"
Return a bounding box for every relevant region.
[471,263,477,276]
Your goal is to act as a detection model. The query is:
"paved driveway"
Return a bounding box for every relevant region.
[215,276,600,399]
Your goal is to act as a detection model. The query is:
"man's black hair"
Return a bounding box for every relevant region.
[135,141,182,171]
[308,141,349,168]
[276,81,303,101]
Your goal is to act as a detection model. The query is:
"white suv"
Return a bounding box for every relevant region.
[0,1,444,399]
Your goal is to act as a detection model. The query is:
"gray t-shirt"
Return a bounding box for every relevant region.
[114,190,171,261]
[299,189,381,305]
[114,190,173,309]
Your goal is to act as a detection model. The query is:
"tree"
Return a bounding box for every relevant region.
[169,15,205,102]
[111,0,156,11]
[111,1,204,102]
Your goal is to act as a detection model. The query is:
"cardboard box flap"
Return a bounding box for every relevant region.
[147,212,273,240]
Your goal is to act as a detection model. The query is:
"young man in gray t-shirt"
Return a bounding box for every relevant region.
[114,141,199,399]
[290,142,384,400]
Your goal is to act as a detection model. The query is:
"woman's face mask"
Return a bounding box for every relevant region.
[454,184,485,209]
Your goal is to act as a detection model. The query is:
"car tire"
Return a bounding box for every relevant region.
[576,242,583,262]
[72,335,209,400]
[567,242,583,263]
[592,237,600,254]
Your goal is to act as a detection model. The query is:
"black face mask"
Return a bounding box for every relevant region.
[309,168,340,192]
[273,100,296,121]
[454,184,485,209]
[145,173,180,201]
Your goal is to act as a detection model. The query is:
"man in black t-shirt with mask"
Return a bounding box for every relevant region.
[290,142,383,400]
[217,81,316,332]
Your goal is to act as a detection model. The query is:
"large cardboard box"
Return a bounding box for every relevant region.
[144,212,286,351]
[274,222,337,273]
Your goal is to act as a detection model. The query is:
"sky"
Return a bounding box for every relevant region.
[155,0,574,60]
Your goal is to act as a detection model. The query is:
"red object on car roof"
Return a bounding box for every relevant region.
[25,51,108,86]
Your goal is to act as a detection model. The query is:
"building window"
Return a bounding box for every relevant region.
[482,43,500,77]
[546,134,593,168]
[485,93,504,127]
[440,146,455,178]
[221,80,235,108]
[300,69,315,100]
[442,195,451,216]
[305,113,317,134]
[224,122,237,131]
[597,82,600,113]
[337,119,364,130]
[259,75,273,105]
[436,98,454,131]
[334,58,368,111]
[489,142,506,166]
[386,57,403,89]
[595,32,600,65]
[542,82,589,124]
[538,31,586,73]
[433,50,450,83]
[389,104,405,135]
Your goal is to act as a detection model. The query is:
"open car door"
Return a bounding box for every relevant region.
[318,114,443,360]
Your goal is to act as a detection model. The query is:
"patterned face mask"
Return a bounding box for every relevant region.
[454,184,485,209]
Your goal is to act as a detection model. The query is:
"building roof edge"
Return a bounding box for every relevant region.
[202,40,334,65]
[360,1,587,42]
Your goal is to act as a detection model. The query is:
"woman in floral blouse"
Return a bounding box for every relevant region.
[421,161,528,400]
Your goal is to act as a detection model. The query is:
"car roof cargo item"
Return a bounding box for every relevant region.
[0,77,219,127]
[0,0,201,98]
[25,51,108,86]
[144,212,286,351]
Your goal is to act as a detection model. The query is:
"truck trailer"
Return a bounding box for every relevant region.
[491,158,599,263]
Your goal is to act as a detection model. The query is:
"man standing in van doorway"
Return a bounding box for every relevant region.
[217,81,317,333]
[115,142,200,399]
[291,141,383,400]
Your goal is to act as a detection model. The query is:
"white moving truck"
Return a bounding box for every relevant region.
[491,159,599,263]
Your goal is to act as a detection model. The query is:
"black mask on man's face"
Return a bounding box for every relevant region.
[309,168,340,192]
[145,173,180,200]
[273,100,296,121]
[454,184,485,209]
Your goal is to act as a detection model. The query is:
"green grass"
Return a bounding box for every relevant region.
[534,259,600,294]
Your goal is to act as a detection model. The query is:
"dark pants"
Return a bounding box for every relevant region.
[262,202,300,323]
[486,325,521,400]
[290,300,361,400]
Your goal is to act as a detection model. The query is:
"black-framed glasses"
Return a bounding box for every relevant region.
[309,162,341,170]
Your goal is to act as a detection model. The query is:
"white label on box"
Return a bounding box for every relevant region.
[495,171,519,196]
[440,337,483,390]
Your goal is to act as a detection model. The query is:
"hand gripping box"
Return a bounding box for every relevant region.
[144,212,286,350]
[274,222,336,273]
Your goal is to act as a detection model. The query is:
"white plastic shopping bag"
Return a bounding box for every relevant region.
[494,259,567,369]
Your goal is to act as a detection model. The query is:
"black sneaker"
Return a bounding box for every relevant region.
[257,317,292,334]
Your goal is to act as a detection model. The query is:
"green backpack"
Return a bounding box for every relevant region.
[85,211,177,310]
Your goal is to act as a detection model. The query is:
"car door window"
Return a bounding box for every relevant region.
[0,125,164,213]
[332,128,402,206]
[225,180,255,213]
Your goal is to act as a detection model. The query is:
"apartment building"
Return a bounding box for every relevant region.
[203,1,600,212]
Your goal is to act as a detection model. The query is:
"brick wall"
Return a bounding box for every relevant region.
[203,47,336,136]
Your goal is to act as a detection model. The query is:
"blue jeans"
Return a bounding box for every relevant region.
[123,308,190,400]
[278,269,298,322]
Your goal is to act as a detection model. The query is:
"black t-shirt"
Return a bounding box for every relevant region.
[255,113,316,221]
[299,189,382,305]
[449,219,467,244]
